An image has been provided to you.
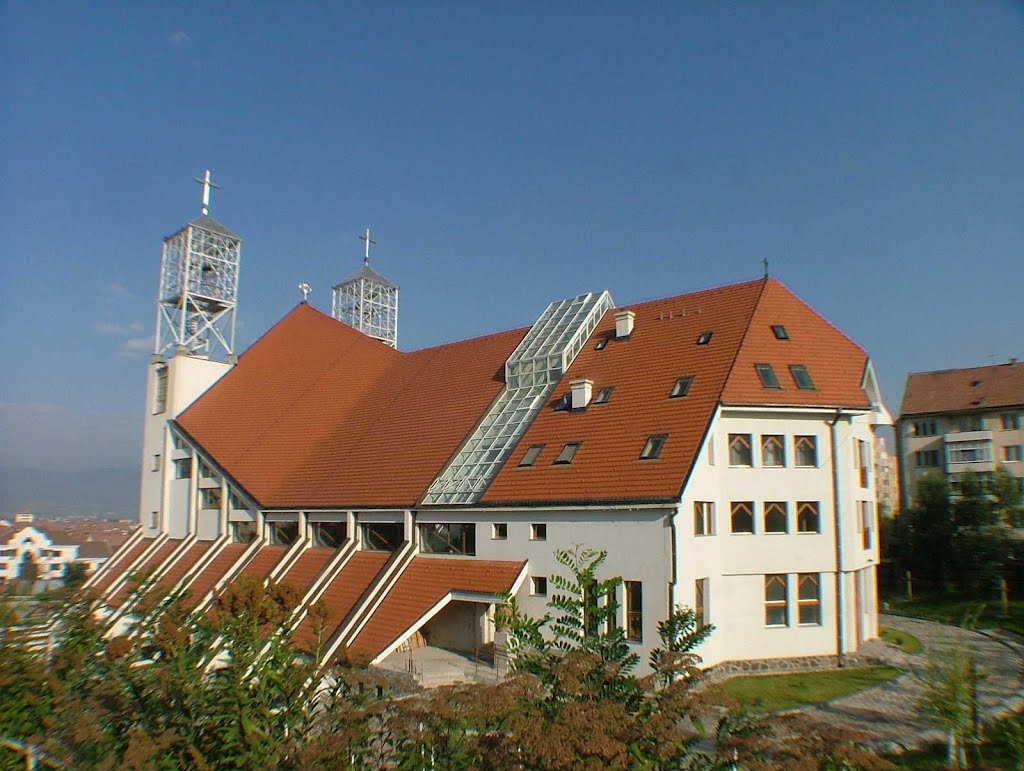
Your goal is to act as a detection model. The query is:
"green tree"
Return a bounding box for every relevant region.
[62,561,89,589]
[918,626,981,768]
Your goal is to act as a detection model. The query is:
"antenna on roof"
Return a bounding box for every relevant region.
[194,169,219,216]
[762,258,769,280]
[298,282,311,303]
[359,227,376,267]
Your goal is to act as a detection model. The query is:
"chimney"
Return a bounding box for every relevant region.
[615,310,635,339]
[570,379,593,410]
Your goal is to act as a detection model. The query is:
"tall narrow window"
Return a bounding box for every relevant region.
[794,435,818,467]
[761,435,785,467]
[148,511,158,529]
[174,457,192,480]
[729,434,753,466]
[1001,413,1021,430]
[695,578,708,627]
[605,584,618,634]
[624,581,643,642]
[755,364,781,389]
[789,364,816,390]
[519,445,544,467]
[859,501,874,549]
[670,376,694,398]
[151,454,162,472]
[640,434,667,460]
[730,501,754,534]
[764,574,789,626]
[153,365,168,414]
[856,439,870,488]
[763,502,788,533]
[553,442,580,465]
[797,501,820,533]
[797,574,821,624]
[693,501,714,536]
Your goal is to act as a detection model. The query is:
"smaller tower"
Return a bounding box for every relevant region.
[155,170,241,360]
[332,228,399,348]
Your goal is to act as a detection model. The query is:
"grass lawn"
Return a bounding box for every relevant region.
[880,626,923,654]
[883,594,1024,637]
[721,666,902,713]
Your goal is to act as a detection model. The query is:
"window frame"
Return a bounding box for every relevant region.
[518,444,544,467]
[1001,413,1021,430]
[695,577,708,628]
[419,523,477,556]
[771,325,789,340]
[788,364,817,390]
[1003,445,1023,463]
[624,580,643,642]
[794,435,818,467]
[763,501,788,534]
[531,576,548,596]
[761,434,786,467]
[153,365,169,415]
[553,442,581,465]
[693,501,714,536]
[797,501,821,533]
[797,573,821,625]
[639,434,667,460]
[670,376,694,398]
[730,501,755,534]
[764,574,789,627]
[593,386,614,405]
[530,523,547,541]
[728,433,753,467]
[492,522,508,540]
[754,363,781,389]
[696,331,713,346]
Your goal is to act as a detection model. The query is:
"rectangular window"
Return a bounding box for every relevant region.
[763,501,788,533]
[420,523,476,555]
[730,501,754,534]
[693,501,714,536]
[593,386,614,405]
[1004,445,1023,462]
[269,521,299,546]
[200,487,222,510]
[174,457,192,479]
[670,376,694,398]
[947,440,993,464]
[229,492,249,512]
[794,435,818,467]
[859,501,874,549]
[362,522,404,552]
[232,520,258,543]
[958,415,985,432]
[855,439,870,488]
[199,462,216,479]
[789,365,816,390]
[771,325,789,340]
[695,578,708,627]
[1002,413,1021,430]
[530,523,547,541]
[797,574,821,625]
[764,574,789,626]
[755,363,781,389]
[640,434,667,460]
[172,433,187,450]
[729,433,753,466]
[148,511,158,529]
[913,420,939,437]
[519,445,544,467]
[153,365,168,414]
[915,449,941,467]
[707,434,715,466]
[605,585,618,634]
[624,580,643,642]
[761,435,785,467]
[492,523,508,539]
[531,576,548,596]
[151,454,162,472]
[797,501,820,533]
[553,442,580,465]
[311,521,347,549]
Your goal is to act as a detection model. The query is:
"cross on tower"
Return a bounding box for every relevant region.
[359,227,376,267]
[194,169,220,216]
[298,282,311,302]
[763,258,769,280]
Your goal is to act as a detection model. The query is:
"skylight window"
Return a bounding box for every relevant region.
[670,376,694,398]
[553,393,571,411]
[553,442,580,465]
[771,325,789,340]
[594,338,609,351]
[519,445,544,467]
[640,435,667,460]
[789,364,816,390]
[593,386,614,404]
[696,331,713,346]
[755,363,781,389]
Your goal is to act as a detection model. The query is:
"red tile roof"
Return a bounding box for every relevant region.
[150,540,213,596]
[107,539,181,607]
[276,547,337,597]
[182,543,247,610]
[900,361,1024,417]
[236,544,288,581]
[292,550,391,652]
[177,303,527,508]
[89,537,154,597]
[347,557,524,659]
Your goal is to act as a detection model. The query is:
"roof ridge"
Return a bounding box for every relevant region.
[906,361,1022,377]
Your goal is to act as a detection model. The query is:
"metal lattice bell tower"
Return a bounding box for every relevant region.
[332,228,399,348]
[155,170,241,360]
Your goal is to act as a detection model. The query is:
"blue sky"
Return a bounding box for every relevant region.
[1,2,1022,474]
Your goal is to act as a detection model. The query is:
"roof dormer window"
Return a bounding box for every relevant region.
[640,435,667,460]
[553,442,580,465]
[771,325,789,340]
[789,364,816,390]
[755,363,781,389]
[696,331,713,346]
[593,386,614,405]
[670,376,694,398]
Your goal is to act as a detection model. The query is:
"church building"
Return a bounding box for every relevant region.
[86,175,890,677]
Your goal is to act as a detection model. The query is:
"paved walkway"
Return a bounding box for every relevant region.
[795,614,1024,750]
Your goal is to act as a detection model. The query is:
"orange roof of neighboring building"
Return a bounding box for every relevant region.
[900,361,1024,417]
[178,279,873,508]
[347,557,524,659]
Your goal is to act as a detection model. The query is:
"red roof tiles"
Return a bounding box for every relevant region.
[900,361,1024,417]
[89,537,154,597]
[236,544,288,582]
[107,539,181,607]
[276,546,337,597]
[348,557,524,659]
[150,540,213,596]
[182,543,247,610]
[292,550,391,652]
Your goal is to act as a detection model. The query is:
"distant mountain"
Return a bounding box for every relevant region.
[0,466,139,519]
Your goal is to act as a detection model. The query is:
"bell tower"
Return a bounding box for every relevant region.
[331,228,399,348]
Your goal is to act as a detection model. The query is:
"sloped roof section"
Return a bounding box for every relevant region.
[177,303,527,508]
[900,361,1024,417]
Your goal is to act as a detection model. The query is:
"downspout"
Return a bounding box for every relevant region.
[828,408,845,667]
[667,510,678,617]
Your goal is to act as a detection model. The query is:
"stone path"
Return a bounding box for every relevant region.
[795,614,1024,750]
